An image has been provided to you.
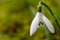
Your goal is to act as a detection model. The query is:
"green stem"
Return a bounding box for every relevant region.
[41,1,53,40]
[41,2,60,28]
[43,24,53,40]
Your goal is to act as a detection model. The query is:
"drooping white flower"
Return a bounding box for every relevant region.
[30,12,55,36]
[30,12,42,36]
[42,14,55,33]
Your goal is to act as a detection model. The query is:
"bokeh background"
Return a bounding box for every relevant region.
[0,0,60,40]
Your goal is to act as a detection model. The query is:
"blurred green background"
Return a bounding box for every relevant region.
[0,0,60,40]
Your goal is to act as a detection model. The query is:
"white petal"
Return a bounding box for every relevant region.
[42,14,55,33]
[30,12,42,36]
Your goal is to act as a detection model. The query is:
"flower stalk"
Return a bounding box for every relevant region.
[40,1,53,40]
[41,2,60,28]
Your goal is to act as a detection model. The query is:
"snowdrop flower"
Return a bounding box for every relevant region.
[30,12,55,36]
